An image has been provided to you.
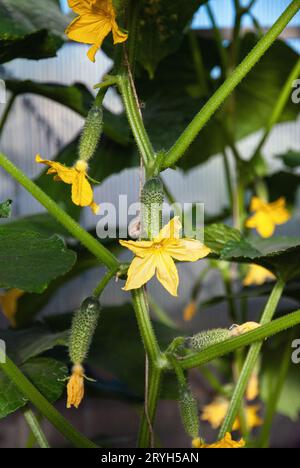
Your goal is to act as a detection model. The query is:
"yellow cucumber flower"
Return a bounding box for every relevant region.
[243,264,275,287]
[245,196,290,238]
[120,217,211,297]
[66,0,128,62]
[67,364,85,409]
[183,300,197,321]
[246,372,260,402]
[192,433,245,449]
[201,398,262,431]
[36,155,99,214]
[230,321,261,337]
[0,289,24,327]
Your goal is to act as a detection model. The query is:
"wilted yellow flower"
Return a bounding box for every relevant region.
[245,197,290,238]
[193,433,245,449]
[230,322,261,337]
[183,301,197,321]
[246,372,259,401]
[66,0,128,62]
[201,398,262,431]
[36,155,99,214]
[67,364,85,409]
[243,264,275,287]
[0,289,24,327]
[120,217,211,296]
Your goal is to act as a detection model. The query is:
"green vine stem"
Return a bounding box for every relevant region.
[138,366,162,448]
[180,308,299,370]
[22,407,50,449]
[131,288,167,447]
[251,57,300,160]
[219,279,285,438]
[118,75,155,172]
[93,267,118,298]
[131,288,165,367]
[162,0,300,169]
[258,332,293,448]
[0,152,119,271]
[0,356,98,448]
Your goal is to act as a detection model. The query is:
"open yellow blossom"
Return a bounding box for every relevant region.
[230,321,261,337]
[67,364,85,409]
[183,300,197,321]
[246,372,260,401]
[243,264,275,287]
[120,217,211,297]
[192,433,245,449]
[0,289,24,327]
[245,197,290,238]
[66,0,128,62]
[201,398,262,431]
[36,155,99,214]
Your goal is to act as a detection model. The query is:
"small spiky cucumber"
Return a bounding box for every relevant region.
[78,106,103,162]
[178,384,199,439]
[69,297,101,366]
[186,328,231,351]
[141,177,164,239]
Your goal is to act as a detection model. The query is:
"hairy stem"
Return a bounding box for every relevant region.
[22,407,50,449]
[219,279,285,438]
[0,356,98,448]
[0,152,119,270]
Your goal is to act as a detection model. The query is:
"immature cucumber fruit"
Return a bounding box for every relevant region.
[141,177,164,239]
[78,106,103,162]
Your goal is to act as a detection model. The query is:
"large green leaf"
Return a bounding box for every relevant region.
[277,150,300,169]
[0,0,67,63]
[0,228,76,292]
[136,0,208,77]
[0,358,68,419]
[266,171,300,205]
[1,326,68,364]
[6,79,131,145]
[205,224,300,281]
[0,200,12,219]
[138,35,299,171]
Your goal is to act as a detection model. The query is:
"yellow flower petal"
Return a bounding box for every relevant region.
[36,154,75,185]
[269,197,291,225]
[0,289,24,327]
[66,0,127,62]
[202,399,229,429]
[156,216,182,243]
[119,239,154,258]
[200,433,245,449]
[123,255,156,291]
[230,322,261,337]
[71,171,93,207]
[155,251,179,297]
[243,264,275,287]
[183,301,197,321]
[165,238,211,262]
[232,405,263,431]
[68,0,91,15]
[246,196,290,238]
[246,373,260,401]
[67,364,85,409]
